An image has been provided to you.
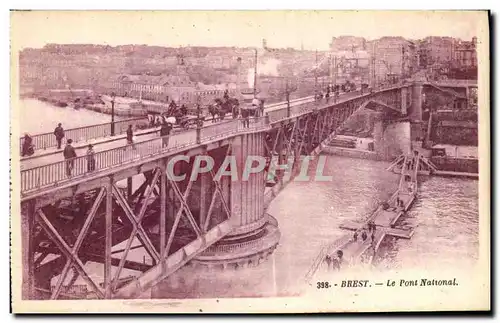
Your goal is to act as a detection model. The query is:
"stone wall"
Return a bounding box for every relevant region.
[433,122,478,146]
[430,156,478,173]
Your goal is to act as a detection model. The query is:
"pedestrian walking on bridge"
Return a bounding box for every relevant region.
[126,125,136,150]
[241,108,250,128]
[54,123,65,149]
[86,144,96,172]
[160,121,173,148]
[63,139,77,177]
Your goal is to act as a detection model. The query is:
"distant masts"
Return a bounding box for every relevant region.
[253,48,258,96]
[314,49,318,92]
[237,57,242,95]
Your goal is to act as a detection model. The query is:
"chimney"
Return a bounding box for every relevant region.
[236,57,242,95]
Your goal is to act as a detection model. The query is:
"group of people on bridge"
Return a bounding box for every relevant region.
[314,82,371,103]
[54,118,174,178]
[207,90,265,127]
[21,89,266,179]
[22,122,66,157]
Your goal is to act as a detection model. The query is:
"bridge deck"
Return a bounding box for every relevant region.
[20,89,374,198]
[20,96,311,157]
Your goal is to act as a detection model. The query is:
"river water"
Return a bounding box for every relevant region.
[17,99,126,135]
[20,99,479,298]
[151,156,479,299]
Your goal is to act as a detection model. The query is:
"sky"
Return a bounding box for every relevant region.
[11,11,485,51]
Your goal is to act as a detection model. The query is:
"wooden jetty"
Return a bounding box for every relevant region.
[305,152,431,281]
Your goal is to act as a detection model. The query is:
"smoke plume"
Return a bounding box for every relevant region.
[247,58,282,87]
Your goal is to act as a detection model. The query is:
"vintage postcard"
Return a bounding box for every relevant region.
[10,10,490,313]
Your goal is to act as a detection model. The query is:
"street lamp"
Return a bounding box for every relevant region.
[285,78,291,117]
[253,49,258,97]
[110,91,116,136]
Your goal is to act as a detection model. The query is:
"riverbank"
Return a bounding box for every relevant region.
[322,145,381,161]
[23,91,149,117]
[323,140,478,178]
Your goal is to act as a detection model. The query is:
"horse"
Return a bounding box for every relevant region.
[213,97,240,120]
[208,104,219,122]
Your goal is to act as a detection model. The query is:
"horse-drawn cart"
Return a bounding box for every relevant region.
[174,114,205,129]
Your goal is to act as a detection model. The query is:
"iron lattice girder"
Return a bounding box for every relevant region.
[112,182,161,264]
[111,168,162,292]
[27,152,235,299]
[163,168,197,259]
[262,102,367,167]
[35,209,105,299]
[23,95,378,300]
[49,187,106,300]
[203,145,232,233]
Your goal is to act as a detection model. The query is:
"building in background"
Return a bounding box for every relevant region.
[330,36,367,52]
[419,36,454,67]
[450,37,477,79]
[331,50,371,85]
[368,37,418,84]
[417,36,455,80]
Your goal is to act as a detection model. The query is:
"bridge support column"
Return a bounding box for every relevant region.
[198,172,209,231]
[126,177,132,203]
[193,132,281,269]
[373,113,385,159]
[160,161,167,272]
[21,200,36,300]
[104,177,113,299]
[410,82,423,121]
[401,86,408,116]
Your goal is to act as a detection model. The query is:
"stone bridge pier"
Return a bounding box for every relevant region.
[373,112,412,160]
[371,83,423,160]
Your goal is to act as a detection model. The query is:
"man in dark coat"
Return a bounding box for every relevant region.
[241,108,250,128]
[22,134,34,157]
[54,123,65,149]
[126,124,136,150]
[63,139,77,176]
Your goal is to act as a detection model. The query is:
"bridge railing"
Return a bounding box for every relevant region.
[20,116,270,194]
[20,116,149,152]
[19,96,312,154]
[21,86,410,194]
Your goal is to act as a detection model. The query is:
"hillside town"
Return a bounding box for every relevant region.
[19,35,477,111]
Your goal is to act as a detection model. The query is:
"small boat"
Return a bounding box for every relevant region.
[55,101,68,108]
